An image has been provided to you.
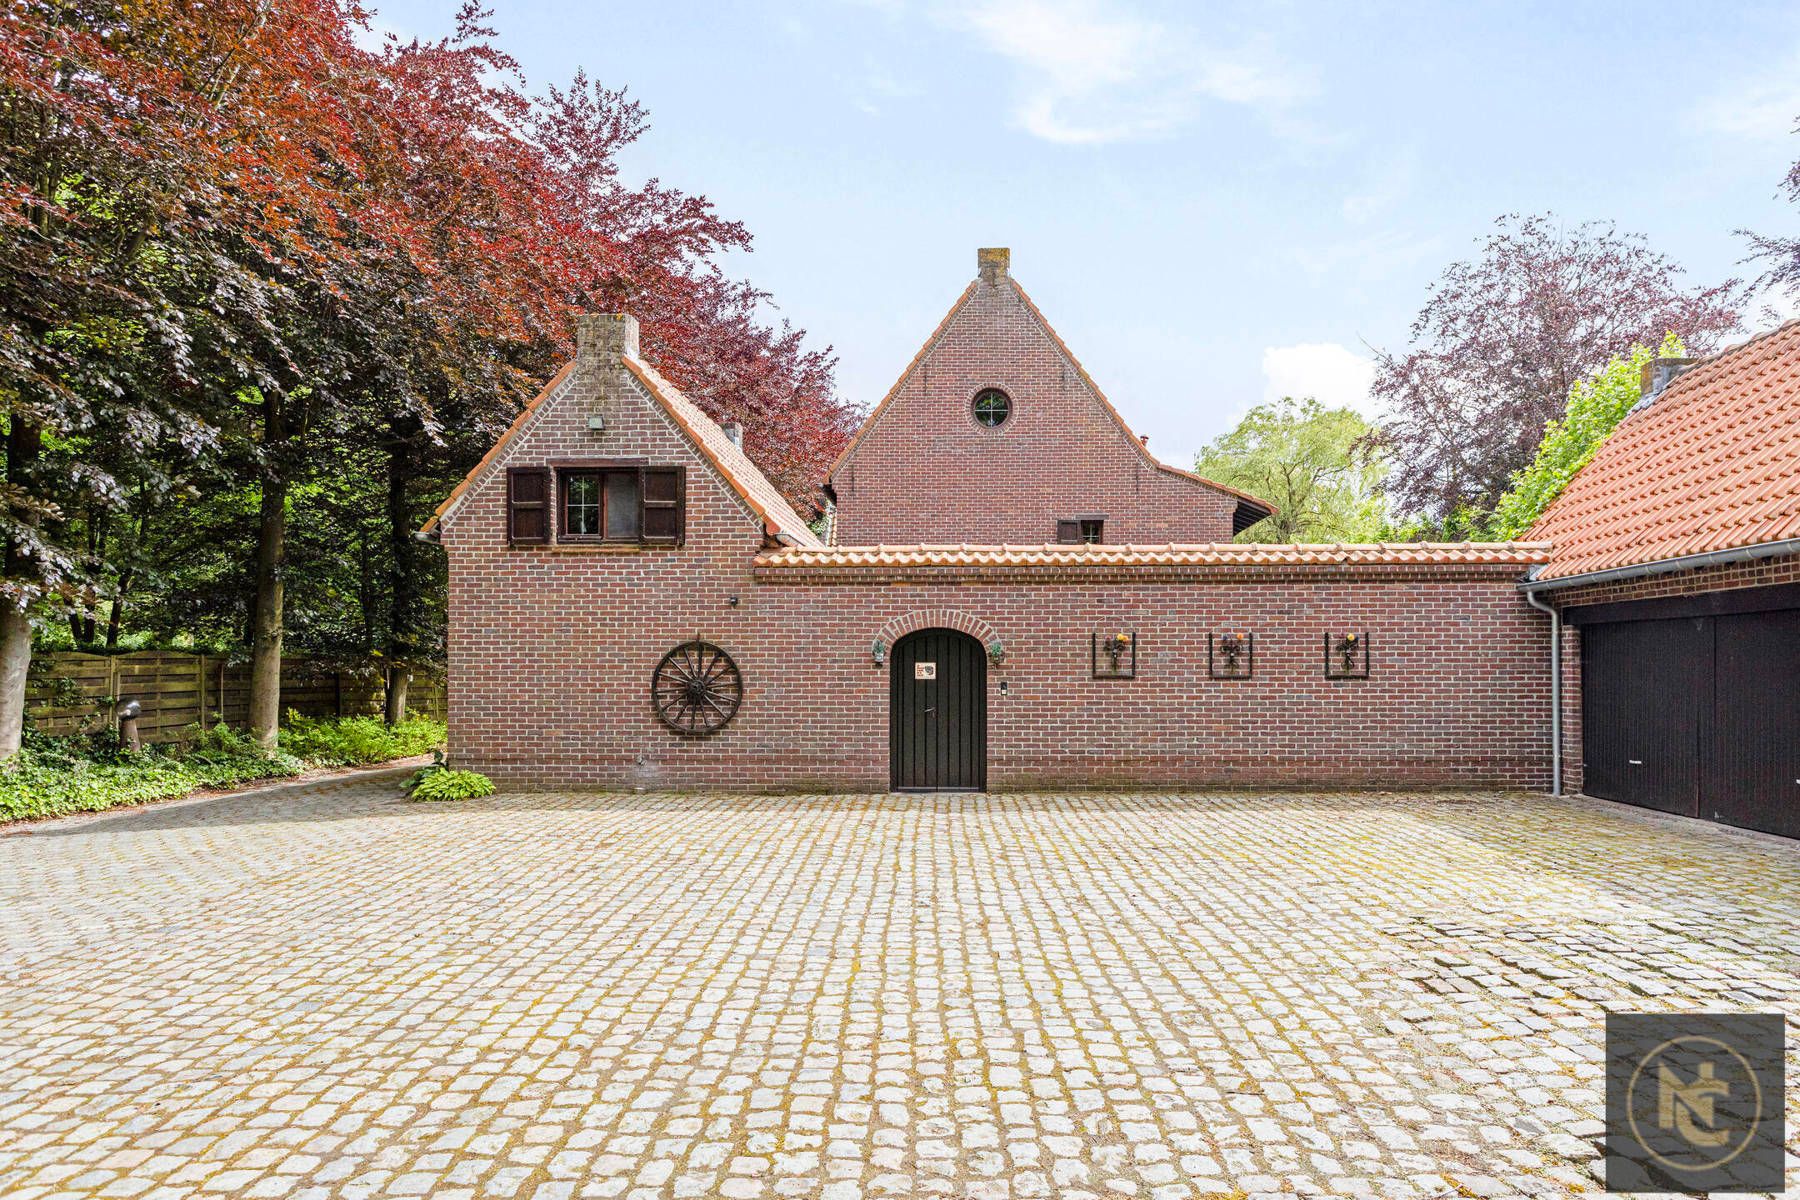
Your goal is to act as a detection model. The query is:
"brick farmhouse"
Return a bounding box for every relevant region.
[425,250,1798,837]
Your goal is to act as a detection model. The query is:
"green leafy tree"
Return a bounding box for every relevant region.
[1195,398,1388,543]
[1486,334,1684,539]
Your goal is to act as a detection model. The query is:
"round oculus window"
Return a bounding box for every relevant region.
[972,388,1012,427]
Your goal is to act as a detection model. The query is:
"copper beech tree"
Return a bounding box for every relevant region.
[1371,214,1743,526]
[0,0,852,756]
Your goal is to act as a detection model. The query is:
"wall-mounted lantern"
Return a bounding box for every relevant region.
[986,639,1007,666]
[1209,632,1253,680]
[871,639,888,668]
[1091,632,1136,679]
[1325,632,1370,679]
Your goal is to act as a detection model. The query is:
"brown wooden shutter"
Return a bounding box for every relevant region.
[1055,519,1081,544]
[640,466,685,545]
[507,467,551,544]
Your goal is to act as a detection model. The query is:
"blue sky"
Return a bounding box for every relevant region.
[374,0,1800,465]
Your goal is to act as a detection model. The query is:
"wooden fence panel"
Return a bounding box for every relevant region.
[26,651,445,745]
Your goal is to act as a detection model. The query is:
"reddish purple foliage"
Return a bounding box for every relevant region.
[1741,116,1800,311]
[1373,214,1744,522]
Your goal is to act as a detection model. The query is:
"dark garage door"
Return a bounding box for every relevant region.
[1581,601,1800,839]
[1711,608,1800,838]
[1581,617,1709,816]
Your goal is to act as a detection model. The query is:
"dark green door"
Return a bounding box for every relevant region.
[890,629,986,791]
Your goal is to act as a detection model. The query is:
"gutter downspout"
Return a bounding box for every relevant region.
[1523,588,1562,797]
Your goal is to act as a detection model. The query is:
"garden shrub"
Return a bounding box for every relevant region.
[408,767,495,802]
[0,733,297,823]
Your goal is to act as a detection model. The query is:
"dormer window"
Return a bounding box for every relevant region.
[972,388,1012,427]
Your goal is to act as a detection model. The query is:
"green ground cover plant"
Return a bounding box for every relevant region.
[277,712,446,767]
[0,714,447,823]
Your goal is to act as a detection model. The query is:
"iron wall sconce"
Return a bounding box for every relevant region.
[1091,632,1137,679]
[1209,632,1253,679]
[1325,631,1370,679]
[871,639,887,668]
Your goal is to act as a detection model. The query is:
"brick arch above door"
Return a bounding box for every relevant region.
[876,609,999,649]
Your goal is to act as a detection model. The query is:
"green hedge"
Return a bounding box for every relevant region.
[0,714,447,823]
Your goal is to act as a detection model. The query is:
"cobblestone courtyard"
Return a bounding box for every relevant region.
[2,780,1797,1199]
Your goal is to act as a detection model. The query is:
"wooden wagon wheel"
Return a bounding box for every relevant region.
[651,640,743,736]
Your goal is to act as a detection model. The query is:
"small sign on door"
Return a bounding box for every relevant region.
[914,661,937,680]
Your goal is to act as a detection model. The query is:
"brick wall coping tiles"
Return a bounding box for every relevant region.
[753,541,1551,569]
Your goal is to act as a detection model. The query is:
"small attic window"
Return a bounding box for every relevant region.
[972,388,1012,427]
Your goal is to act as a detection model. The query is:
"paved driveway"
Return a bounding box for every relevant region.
[2,781,1797,1200]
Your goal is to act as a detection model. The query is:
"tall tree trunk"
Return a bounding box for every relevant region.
[105,502,146,651]
[76,507,105,644]
[246,399,289,749]
[0,421,44,759]
[104,595,126,651]
[383,427,423,726]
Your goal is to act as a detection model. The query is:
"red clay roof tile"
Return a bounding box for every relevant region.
[1530,321,1800,579]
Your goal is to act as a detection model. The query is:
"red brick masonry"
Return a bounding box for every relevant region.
[435,322,1560,792]
[827,250,1266,545]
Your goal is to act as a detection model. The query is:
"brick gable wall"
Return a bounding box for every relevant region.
[829,268,1242,545]
[438,352,769,779]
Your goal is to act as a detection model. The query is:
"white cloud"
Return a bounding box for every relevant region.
[1261,342,1378,416]
[1284,229,1442,284]
[1684,52,1800,141]
[1341,148,1418,224]
[939,0,1312,144]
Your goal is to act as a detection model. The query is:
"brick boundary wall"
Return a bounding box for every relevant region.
[1542,551,1800,794]
[448,549,1555,793]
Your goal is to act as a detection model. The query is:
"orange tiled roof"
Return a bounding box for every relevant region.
[1529,321,1800,580]
[754,542,1549,569]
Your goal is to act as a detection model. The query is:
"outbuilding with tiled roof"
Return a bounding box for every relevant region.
[1523,322,1800,839]
[429,248,1578,799]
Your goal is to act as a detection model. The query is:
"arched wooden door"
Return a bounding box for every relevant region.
[890,628,987,791]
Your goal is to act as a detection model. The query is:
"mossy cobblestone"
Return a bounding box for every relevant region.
[2,783,1797,1198]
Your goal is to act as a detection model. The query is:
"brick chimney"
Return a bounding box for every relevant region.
[1639,355,1696,399]
[576,312,640,364]
[978,247,1010,284]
